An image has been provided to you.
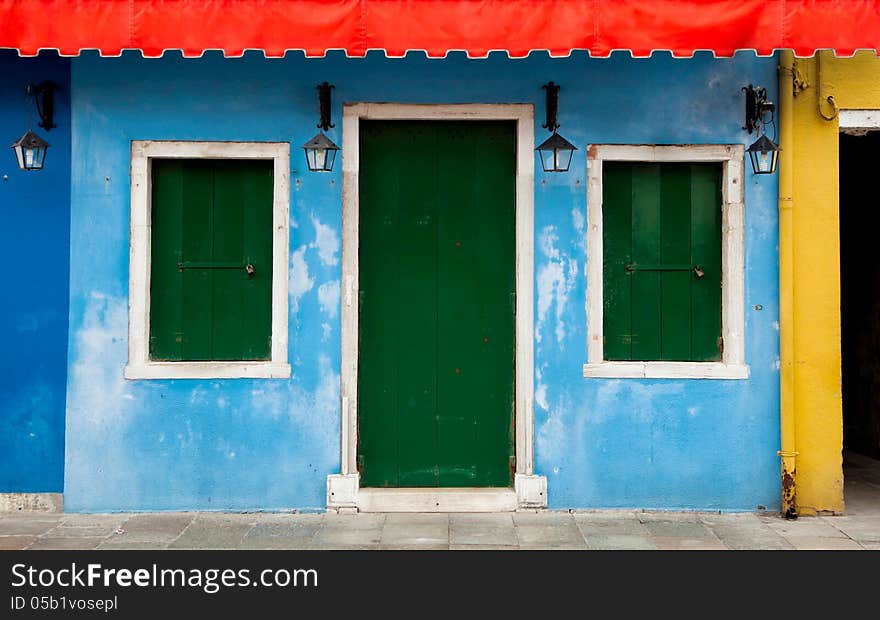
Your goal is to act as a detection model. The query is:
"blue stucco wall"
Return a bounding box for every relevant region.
[66,50,780,512]
[0,52,70,493]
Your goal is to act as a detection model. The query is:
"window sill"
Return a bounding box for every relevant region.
[124,362,291,380]
[582,361,749,380]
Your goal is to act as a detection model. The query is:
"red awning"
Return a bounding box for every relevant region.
[1,0,879,58]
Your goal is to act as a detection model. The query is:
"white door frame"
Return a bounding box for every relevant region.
[327,103,547,512]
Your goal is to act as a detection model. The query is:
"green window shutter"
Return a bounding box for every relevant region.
[602,162,722,362]
[149,159,273,361]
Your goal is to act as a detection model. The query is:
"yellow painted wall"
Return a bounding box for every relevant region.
[788,51,880,514]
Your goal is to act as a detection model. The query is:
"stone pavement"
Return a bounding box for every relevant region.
[1,508,878,550]
[3,453,878,551]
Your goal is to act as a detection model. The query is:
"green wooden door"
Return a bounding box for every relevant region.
[603,162,722,361]
[150,159,273,361]
[358,121,516,488]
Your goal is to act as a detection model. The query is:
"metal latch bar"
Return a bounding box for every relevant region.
[178,261,255,276]
[625,264,705,278]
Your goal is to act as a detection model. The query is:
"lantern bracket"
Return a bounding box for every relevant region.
[542,81,561,132]
[742,84,774,134]
[318,82,334,131]
[27,81,57,131]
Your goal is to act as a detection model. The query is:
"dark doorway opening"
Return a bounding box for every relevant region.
[840,131,880,513]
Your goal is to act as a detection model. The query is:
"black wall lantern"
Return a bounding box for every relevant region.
[302,81,339,172]
[746,133,780,176]
[12,130,49,171]
[536,82,577,172]
[11,81,56,171]
[742,84,780,175]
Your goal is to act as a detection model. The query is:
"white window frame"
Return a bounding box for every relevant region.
[125,140,291,380]
[583,144,749,380]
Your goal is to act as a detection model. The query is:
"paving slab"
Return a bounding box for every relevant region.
[113,513,195,544]
[514,513,587,549]
[240,521,322,550]
[309,543,381,550]
[784,536,865,550]
[450,513,516,546]
[583,534,657,550]
[27,537,107,550]
[323,514,386,529]
[637,512,703,523]
[169,514,255,549]
[819,516,880,542]
[652,536,727,551]
[97,541,172,550]
[46,524,122,537]
[312,515,385,548]
[641,520,714,539]
[0,516,63,536]
[380,544,450,550]
[760,517,849,539]
[449,544,520,550]
[251,513,324,525]
[0,536,37,550]
[574,515,650,537]
[697,513,765,526]
[380,514,448,547]
[513,511,576,525]
[700,522,794,550]
[60,514,130,528]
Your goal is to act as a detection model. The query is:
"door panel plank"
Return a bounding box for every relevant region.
[180,162,215,360]
[630,164,662,360]
[603,163,634,361]
[689,164,723,361]
[659,164,693,361]
[150,162,185,360]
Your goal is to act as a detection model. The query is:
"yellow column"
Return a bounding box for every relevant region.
[783,50,880,514]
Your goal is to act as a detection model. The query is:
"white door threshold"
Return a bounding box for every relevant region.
[356,488,517,513]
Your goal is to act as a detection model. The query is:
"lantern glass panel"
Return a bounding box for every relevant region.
[749,147,778,175]
[306,147,322,171]
[14,145,25,170]
[539,148,556,172]
[323,147,337,172]
[554,146,574,172]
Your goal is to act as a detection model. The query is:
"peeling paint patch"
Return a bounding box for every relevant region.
[289,246,314,313]
[70,292,132,427]
[536,226,578,345]
[571,207,585,235]
[310,213,339,267]
[317,280,341,319]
